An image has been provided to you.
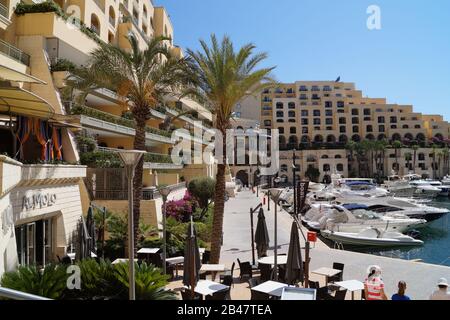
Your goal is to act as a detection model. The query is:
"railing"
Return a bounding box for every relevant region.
[97,146,173,164]
[70,104,171,138]
[0,39,30,66]
[0,287,52,300]
[0,2,8,19]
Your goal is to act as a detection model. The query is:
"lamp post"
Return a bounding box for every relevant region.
[269,188,283,281]
[159,186,172,276]
[117,149,145,301]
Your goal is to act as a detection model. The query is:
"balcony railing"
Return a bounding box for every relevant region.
[97,146,173,164]
[0,2,8,19]
[0,39,30,66]
[70,104,171,138]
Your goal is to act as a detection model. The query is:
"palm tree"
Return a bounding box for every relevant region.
[392,140,403,174]
[345,141,357,177]
[187,35,275,263]
[442,147,450,176]
[405,152,412,174]
[411,143,419,174]
[83,35,198,252]
[431,144,438,179]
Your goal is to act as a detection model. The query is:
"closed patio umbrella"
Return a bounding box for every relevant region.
[285,222,304,285]
[86,206,97,258]
[183,217,201,298]
[255,208,270,258]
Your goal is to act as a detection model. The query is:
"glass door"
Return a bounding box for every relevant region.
[26,223,36,265]
[43,219,53,265]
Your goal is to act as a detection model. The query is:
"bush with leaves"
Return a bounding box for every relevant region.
[114,262,176,300]
[188,177,215,219]
[0,264,68,299]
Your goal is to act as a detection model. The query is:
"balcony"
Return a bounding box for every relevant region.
[0,2,10,28]
[21,164,86,182]
[0,39,30,66]
[70,104,173,144]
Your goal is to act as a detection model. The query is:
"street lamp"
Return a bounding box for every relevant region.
[159,186,172,276]
[269,188,283,282]
[117,149,145,301]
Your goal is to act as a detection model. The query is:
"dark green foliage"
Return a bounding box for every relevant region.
[188,177,215,217]
[305,166,321,182]
[79,151,122,168]
[51,58,76,72]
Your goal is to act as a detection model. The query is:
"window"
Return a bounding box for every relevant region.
[326,126,333,130]
[276,111,284,118]
[379,125,385,132]
[290,127,296,134]
[299,85,308,91]
[336,164,344,172]
[366,125,373,132]
[391,125,397,129]
[301,119,308,125]
[276,102,284,109]
[364,117,371,121]
[325,110,333,116]
[378,116,385,123]
[352,126,359,133]
[288,102,296,109]
[314,126,321,130]
[302,127,308,134]
[323,164,331,172]
[352,109,359,115]
[325,101,333,108]
[312,94,320,100]
[313,110,321,117]
[337,101,345,108]
[326,118,333,125]
[364,109,371,115]
[278,127,284,134]
[299,94,308,100]
[390,116,397,123]
[288,111,296,118]
[340,126,346,133]
[323,86,332,91]
[301,110,308,117]
[339,117,346,124]
[352,117,359,124]
[264,120,271,126]
[311,86,320,91]
[313,118,321,125]
[415,125,421,129]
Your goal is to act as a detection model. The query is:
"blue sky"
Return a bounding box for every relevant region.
[160,0,450,120]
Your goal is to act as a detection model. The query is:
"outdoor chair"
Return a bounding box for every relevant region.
[181,289,203,301]
[237,259,253,281]
[202,251,211,264]
[309,281,333,300]
[278,265,286,283]
[199,272,207,280]
[333,289,348,300]
[220,262,235,287]
[205,288,229,300]
[248,278,260,288]
[250,289,270,300]
[328,262,344,283]
[258,263,272,282]
[165,262,175,280]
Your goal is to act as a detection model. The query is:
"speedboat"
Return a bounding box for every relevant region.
[303,203,427,233]
[336,179,389,198]
[425,180,450,197]
[320,228,424,247]
[409,180,441,198]
[441,175,450,186]
[382,175,416,198]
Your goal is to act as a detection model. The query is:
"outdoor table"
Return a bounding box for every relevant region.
[311,267,342,285]
[251,280,289,298]
[111,258,138,265]
[200,264,226,281]
[257,255,288,265]
[281,287,316,300]
[167,256,184,277]
[137,248,160,254]
[193,280,229,297]
[334,280,364,300]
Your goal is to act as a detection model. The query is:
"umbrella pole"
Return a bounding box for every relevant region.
[190,217,196,300]
[250,207,256,265]
[304,241,310,288]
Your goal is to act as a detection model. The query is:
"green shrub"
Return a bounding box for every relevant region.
[1,264,68,299]
[15,1,63,16]
[79,151,122,168]
[75,135,97,153]
[188,177,215,217]
[114,262,176,300]
[51,58,76,72]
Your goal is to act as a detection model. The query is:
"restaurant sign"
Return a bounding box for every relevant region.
[22,193,57,210]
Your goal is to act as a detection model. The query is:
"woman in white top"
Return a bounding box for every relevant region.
[430,278,450,300]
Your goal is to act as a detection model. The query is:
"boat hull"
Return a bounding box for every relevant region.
[321,230,424,247]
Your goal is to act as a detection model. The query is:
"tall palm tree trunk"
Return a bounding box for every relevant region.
[413,150,417,174]
[132,118,146,256]
[210,162,226,264]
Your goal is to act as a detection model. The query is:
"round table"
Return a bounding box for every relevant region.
[257,255,288,265]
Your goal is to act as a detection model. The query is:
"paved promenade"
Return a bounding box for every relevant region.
[221,190,450,300]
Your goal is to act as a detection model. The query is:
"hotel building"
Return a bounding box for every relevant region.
[234,81,450,183]
[0,0,215,277]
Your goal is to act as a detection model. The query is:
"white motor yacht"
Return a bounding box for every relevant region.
[320,228,424,247]
[382,175,416,198]
[303,203,426,233]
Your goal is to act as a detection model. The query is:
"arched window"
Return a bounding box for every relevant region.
[416,133,426,142]
[336,164,344,172]
[352,134,361,142]
[281,164,288,172]
[288,111,295,118]
[314,135,323,143]
[339,135,348,144]
[402,124,409,129]
[301,135,310,145]
[435,133,444,141]
[109,6,116,26]
[91,14,101,35]
[288,102,295,109]
[392,133,402,141]
[321,155,329,159]
[276,102,284,109]
[279,135,286,148]
[366,134,375,141]
[323,164,331,172]
[335,155,342,159]
[108,31,114,44]
[418,153,425,161]
[326,135,336,143]
[404,133,414,141]
[378,134,387,141]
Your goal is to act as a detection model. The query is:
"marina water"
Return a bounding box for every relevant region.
[349,198,450,266]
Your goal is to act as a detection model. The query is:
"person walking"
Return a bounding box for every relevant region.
[391,281,411,300]
[430,278,450,300]
[364,265,388,300]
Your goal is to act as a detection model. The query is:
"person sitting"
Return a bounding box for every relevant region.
[430,278,450,300]
[391,281,411,300]
[364,265,387,300]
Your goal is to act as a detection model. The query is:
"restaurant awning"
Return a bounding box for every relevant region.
[0,86,55,119]
[0,65,47,84]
